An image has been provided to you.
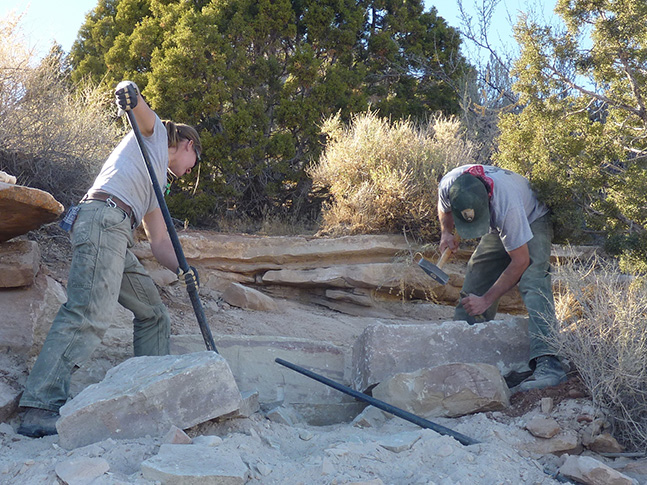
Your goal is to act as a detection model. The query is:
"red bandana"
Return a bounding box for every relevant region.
[464,165,494,198]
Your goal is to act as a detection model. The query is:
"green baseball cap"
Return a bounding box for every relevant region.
[448,173,490,239]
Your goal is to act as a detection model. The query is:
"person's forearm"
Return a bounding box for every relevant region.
[151,237,180,273]
[438,207,454,234]
[438,209,459,251]
[480,258,527,307]
[131,93,157,137]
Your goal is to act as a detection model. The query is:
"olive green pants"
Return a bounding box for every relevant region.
[20,201,170,412]
[455,213,556,363]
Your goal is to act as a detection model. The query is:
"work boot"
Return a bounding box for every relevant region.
[17,407,59,438]
[516,356,567,392]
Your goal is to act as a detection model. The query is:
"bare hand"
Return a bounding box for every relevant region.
[439,232,459,253]
[460,293,490,317]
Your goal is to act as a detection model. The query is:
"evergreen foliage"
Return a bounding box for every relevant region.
[495,0,647,271]
[69,0,469,226]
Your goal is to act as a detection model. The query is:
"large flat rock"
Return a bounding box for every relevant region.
[352,319,531,392]
[132,233,410,272]
[141,444,248,484]
[0,182,63,242]
[57,351,241,449]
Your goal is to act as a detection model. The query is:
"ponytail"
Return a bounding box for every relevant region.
[162,120,202,158]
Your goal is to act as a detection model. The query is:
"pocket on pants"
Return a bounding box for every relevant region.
[71,205,100,247]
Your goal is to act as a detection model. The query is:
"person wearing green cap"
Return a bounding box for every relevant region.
[437,164,566,392]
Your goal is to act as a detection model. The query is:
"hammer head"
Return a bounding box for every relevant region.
[417,257,449,285]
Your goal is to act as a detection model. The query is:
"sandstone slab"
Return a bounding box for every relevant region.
[524,430,581,455]
[560,455,636,485]
[141,443,248,484]
[372,363,510,418]
[0,182,63,242]
[222,282,278,311]
[57,351,241,449]
[352,319,531,392]
[132,233,410,272]
[55,457,110,485]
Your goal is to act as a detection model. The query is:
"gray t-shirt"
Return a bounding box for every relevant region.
[438,164,549,251]
[89,116,168,225]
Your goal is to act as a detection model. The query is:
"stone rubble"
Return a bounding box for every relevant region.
[0,185,638,485]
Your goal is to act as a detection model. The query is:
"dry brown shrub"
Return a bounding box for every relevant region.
[309,111,476,242]
[0,13,123,206]
[552,251,647,450]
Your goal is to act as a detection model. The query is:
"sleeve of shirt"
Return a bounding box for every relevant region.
[437,174,454,213]
[144,116,168,215]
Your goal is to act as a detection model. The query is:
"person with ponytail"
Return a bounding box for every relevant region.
[17,81,201,438]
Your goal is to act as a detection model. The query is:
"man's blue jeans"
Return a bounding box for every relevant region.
[20,201,170,412]
[454,213,556,363]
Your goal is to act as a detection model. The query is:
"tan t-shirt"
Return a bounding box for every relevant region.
[89,116,168,226]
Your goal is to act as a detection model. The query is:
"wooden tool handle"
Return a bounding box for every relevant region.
[437,247,452,269]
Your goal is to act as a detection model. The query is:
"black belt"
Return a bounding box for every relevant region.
[82,190,137,227]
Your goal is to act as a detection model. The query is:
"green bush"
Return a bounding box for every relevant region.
[309,111,476,242]
[496,1,647,268]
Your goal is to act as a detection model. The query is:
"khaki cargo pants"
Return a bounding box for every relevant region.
[20,201,170,412]
[454,213,556,364]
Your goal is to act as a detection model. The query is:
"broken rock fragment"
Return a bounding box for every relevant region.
[372,362,510,418]
[222,282,278,311]
[141,443,248,484]
[560,455,636,485]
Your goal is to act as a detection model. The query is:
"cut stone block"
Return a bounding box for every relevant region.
[172,334,364,425]
[57,351,240,449]
[352,319,531,391]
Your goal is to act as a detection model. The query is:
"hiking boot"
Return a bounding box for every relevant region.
[17,407,59,438]
[515,356,567,392]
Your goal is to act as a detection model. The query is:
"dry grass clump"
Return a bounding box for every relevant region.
[552,252,647,450]
[309,111,475,242]
[0,14,123,207]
